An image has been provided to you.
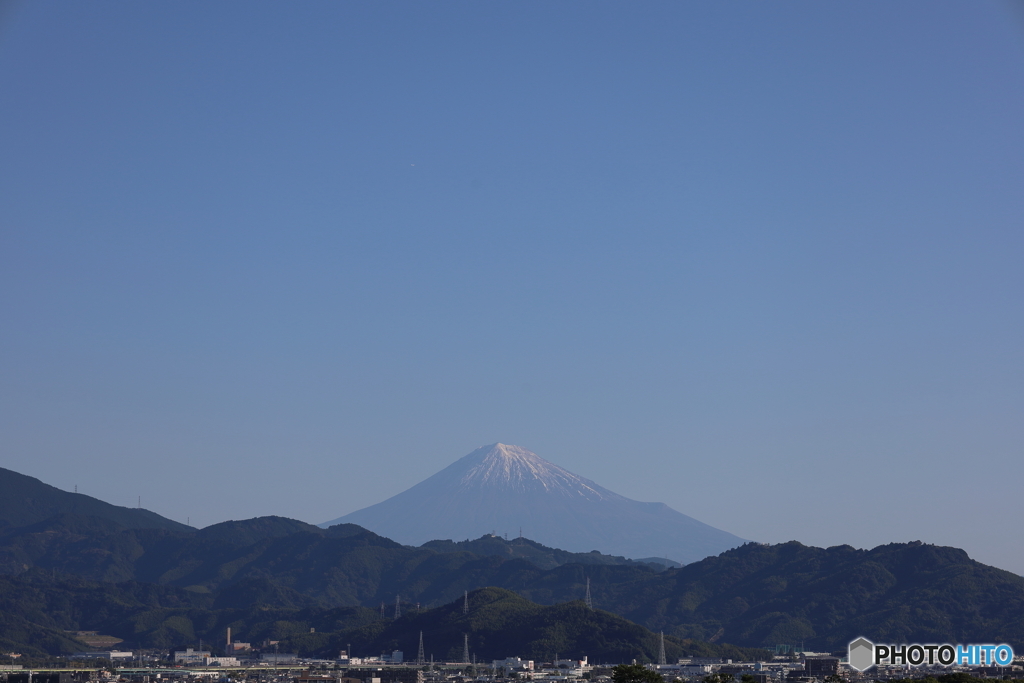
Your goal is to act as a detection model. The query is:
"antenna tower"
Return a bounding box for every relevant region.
[394,594,401,619]
[585,577,593,609]
[658,631,666,665]
[417,631,425,665]
[463,590,469,615]
[380,601,385,619]
[462,634,470,663]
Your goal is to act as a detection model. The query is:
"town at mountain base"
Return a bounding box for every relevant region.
[323,443,746,564]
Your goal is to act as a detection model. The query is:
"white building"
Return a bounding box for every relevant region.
[261,652,299,664]
[203,657,240,666]
[554,657,588,670]
[174,649,211,664]
[71,652,134,660]
[493,657,535,671]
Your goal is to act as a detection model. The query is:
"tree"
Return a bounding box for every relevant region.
[703,674,735,683]
[612,664,665,683]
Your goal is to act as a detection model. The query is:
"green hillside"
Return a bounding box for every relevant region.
[0,512,654,606]
[2,512,1022,652]
[422,535,673,571]
[0,467,191,533]
[590,541,1024,650]
[279,587,769,663]
[0,572,766,664]
[1,466,1022,654]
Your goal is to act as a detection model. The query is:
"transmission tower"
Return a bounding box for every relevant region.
[380,601,385,619]
[394,594,401,619]
[417,631,425,665]
[584,577,593,609]
[463,590,469,615]
[462,634,470,663]
[658,631,666,666]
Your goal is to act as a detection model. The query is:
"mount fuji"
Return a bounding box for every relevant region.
[322,443,746,564]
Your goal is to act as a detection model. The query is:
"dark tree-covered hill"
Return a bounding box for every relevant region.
[279,587,769,664]
[0,467,191,533]
[0,573,766,664]
[1,467,1022,654]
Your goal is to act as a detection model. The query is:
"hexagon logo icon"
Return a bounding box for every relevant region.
[848,637,875,672]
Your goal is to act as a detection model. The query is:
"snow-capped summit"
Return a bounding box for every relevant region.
[322,443,745,564]
[452,443,615,499]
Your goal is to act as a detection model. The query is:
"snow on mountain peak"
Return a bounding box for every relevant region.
[456,443,614,500]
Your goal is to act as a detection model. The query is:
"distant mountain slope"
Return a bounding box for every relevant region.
[421,534,675,571]
[0,467,191,533]
[0,569,336,654]
[0,571,767,663]
[1,467,1022,654]
[282,587,770,663]
[592,540,1024,650]
[0,510,658,606]
[8,509,1023,652]
[323,443,745,564]
[0,609,93,657]
[1,518,1023,652]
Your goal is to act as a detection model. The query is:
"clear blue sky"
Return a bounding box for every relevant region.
[2,2,1022,573]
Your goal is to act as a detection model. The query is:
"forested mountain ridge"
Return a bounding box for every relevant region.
[0,467,191,533]
[591,540,1024,649]
[0,466,1021,655]
[0,512,659,605]
[0,572,769,663]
